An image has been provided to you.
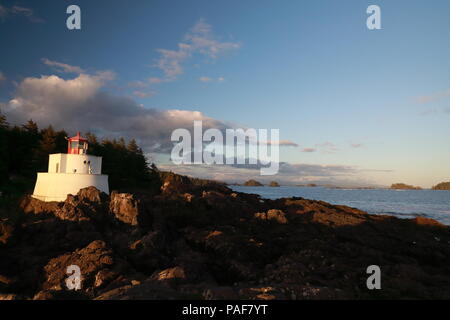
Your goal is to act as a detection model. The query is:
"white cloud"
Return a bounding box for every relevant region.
[0,73,231,153]
[42,58,85,74]
[264,140,298,147]
[0,4,44,23]
[159,161,381,186]
[152,19,240,82]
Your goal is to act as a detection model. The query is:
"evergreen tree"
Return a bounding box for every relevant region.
[34,126,57,171]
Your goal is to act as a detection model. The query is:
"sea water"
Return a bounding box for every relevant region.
[230,186,450,226]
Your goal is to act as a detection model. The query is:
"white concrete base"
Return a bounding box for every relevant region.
[32,172,109,202]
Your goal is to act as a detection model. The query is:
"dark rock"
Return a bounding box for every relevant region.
[150,266,186,281]
[2,172,450,300]
[0,293,21,300]
[0,219,14,245]
[255,209,288,224]
[109,191,149,227]
[20,195,60,216]
[41,240,131,297]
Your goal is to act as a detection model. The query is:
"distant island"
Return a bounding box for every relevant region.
[296,183,318,187]
[269,181,280,187]
[243,179,263,186]
[390,183,422,190]
[432,182,450,190]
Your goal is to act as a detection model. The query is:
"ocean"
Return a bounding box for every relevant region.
[230,186,450,226]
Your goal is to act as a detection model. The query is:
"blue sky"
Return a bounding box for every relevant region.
[1,0,449,187]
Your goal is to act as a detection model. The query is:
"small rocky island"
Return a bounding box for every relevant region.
[268,181,280,187]
[243,179,263,186]
[390,183,422,190]
[432,182,450,190]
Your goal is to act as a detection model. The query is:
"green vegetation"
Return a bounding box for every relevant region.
[432,182,450,190]
[390,183,422,190]
[243,179,263,186]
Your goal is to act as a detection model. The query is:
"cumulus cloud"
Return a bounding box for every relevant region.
[0,73,231,153]
[0,4,44,23]
[151,19,240,83]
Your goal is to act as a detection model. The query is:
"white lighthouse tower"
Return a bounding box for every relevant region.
[32,132,109,202]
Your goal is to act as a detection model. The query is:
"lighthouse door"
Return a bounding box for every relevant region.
[55,163,59,173]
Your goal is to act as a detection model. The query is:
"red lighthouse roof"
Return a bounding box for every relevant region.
[67,132,88,154]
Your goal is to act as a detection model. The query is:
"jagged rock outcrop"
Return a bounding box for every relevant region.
[1,173,450,300]
[255,209,288,224]
[109,191,149,227]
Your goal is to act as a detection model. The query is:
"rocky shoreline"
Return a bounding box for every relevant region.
[1,173,450,300]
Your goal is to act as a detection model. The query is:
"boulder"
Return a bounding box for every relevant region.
[109,192,149,227]
[41,240,128,296]
[255,209,288,224]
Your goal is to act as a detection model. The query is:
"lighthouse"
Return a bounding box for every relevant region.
[32,132,109,202]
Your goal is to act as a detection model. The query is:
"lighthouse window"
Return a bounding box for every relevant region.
[70,141,79,148]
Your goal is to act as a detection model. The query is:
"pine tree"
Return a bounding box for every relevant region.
[0,112,8,129]
[22,119,38,135]
[34,126,57,171]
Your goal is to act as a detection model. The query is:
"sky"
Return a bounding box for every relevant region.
[0,0,449,187]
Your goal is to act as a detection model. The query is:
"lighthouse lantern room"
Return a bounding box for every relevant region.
[68,131,88,155]
[32,131,109,202]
